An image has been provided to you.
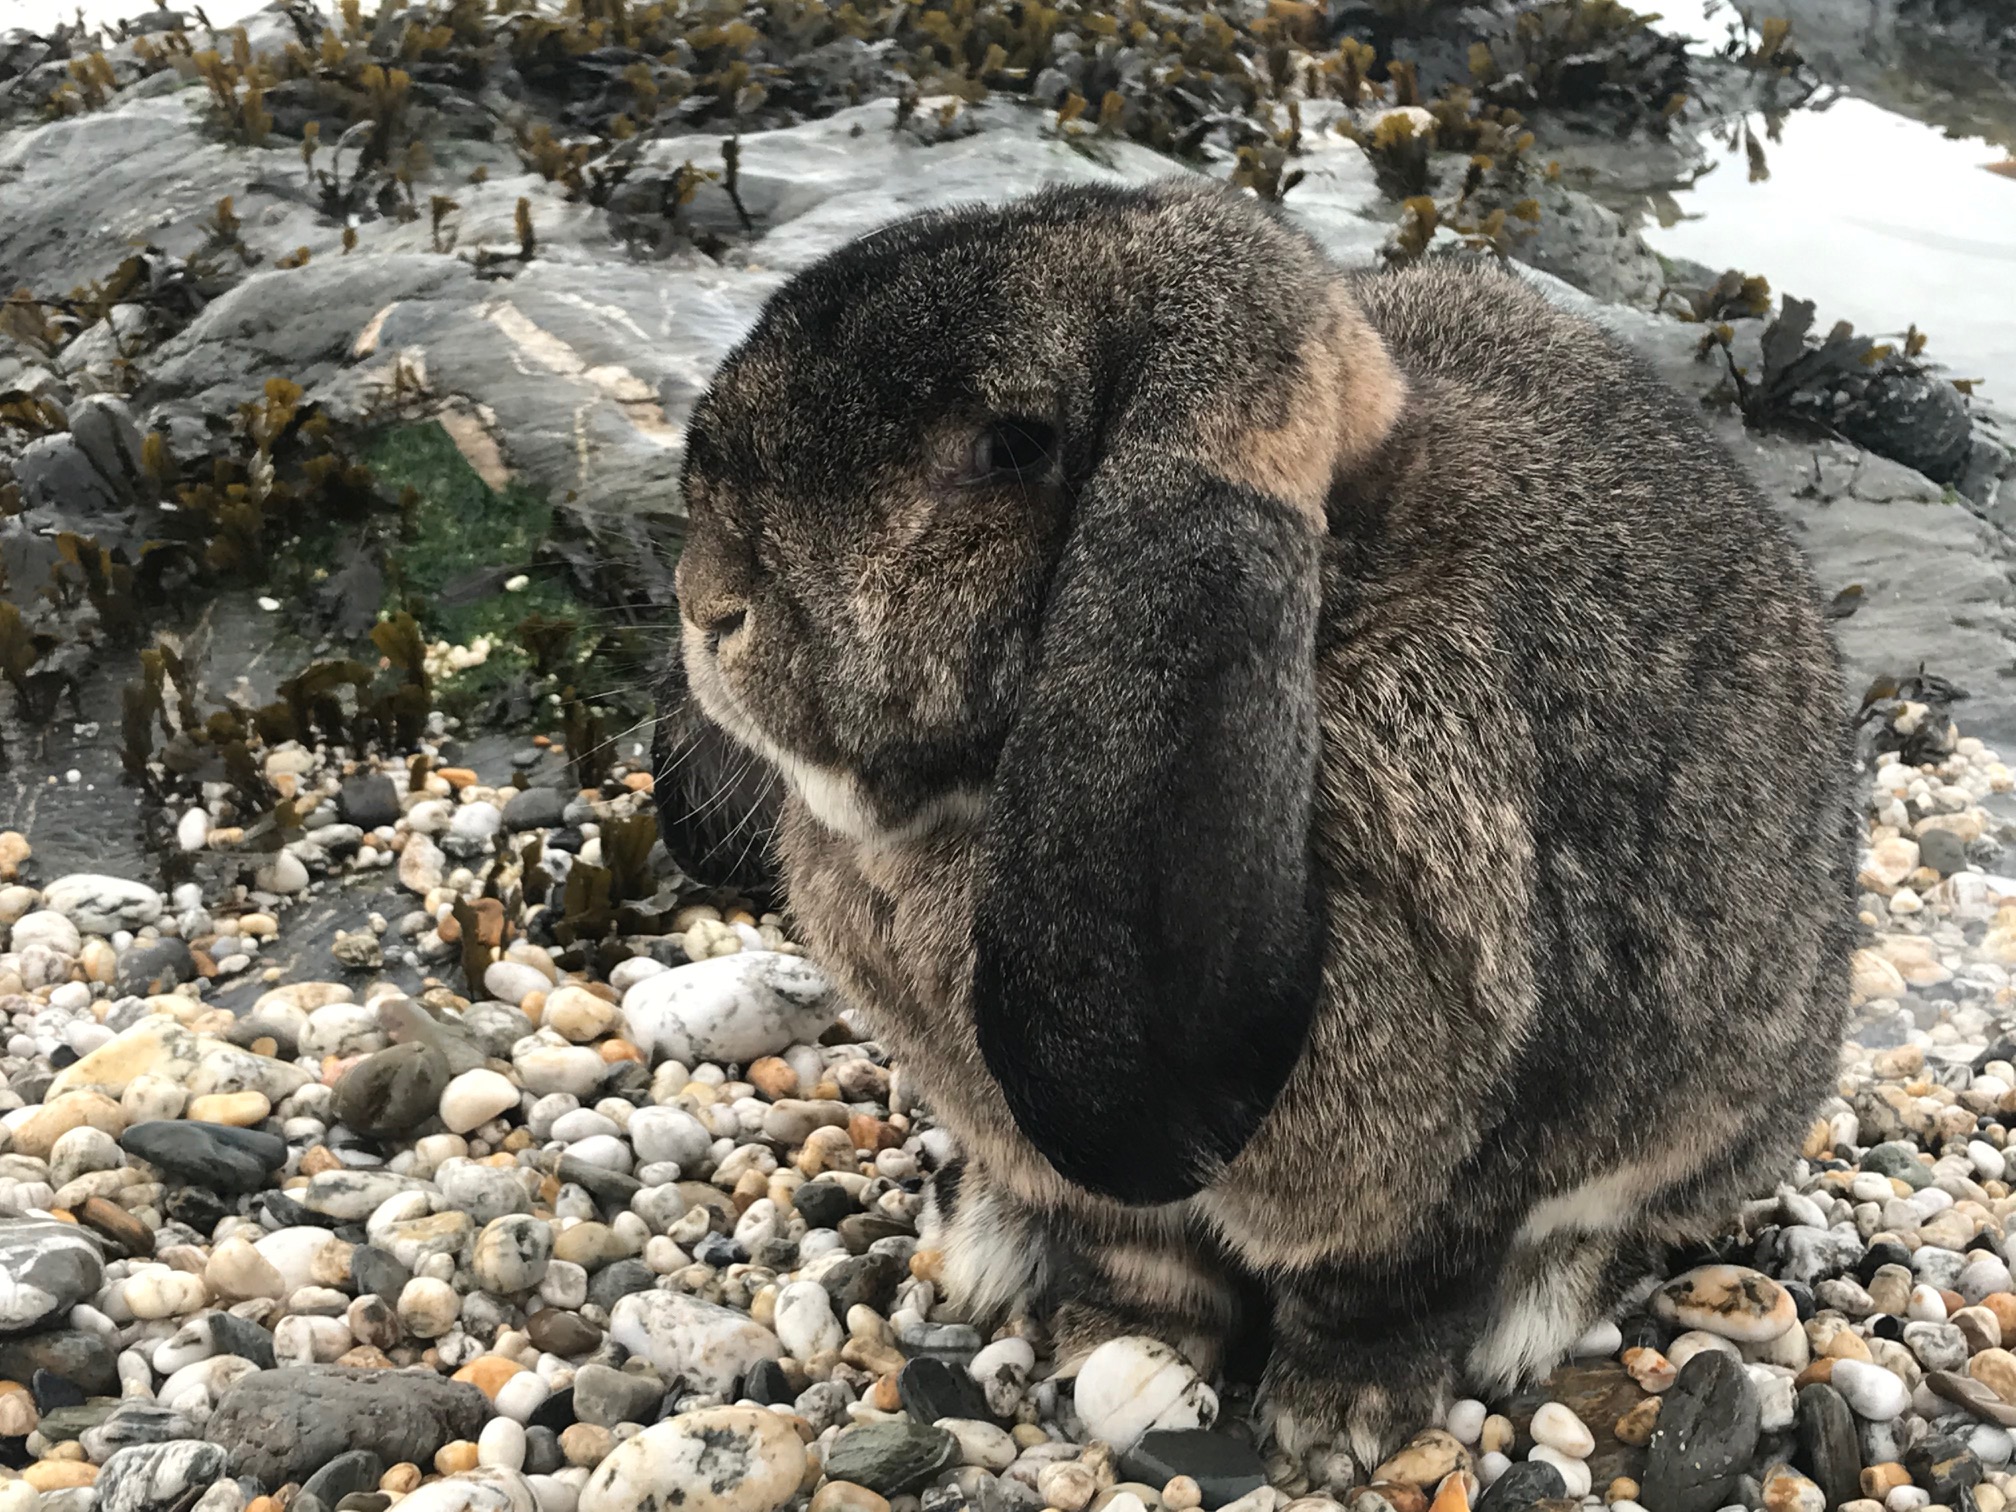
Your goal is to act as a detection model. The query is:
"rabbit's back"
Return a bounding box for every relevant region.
[1199,260,1854,1268]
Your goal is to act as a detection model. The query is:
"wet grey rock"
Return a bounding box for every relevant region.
[115,938,195,996]
[336,775,401,831]
[12,430,130,518]
[502,786,567,831]
[1643,1351,1762,1512]
[1122,1430,1268,1510]
[96,1440,230,1512]
[585,1258,656,1312]
[119,1121,285,1193]
[207,1365,488,1485]
[0,1328,119,1396]
[330,1042,450,1139]
[524,1425,564,1475]
[1919,827,1971,876]
[571,1362,664,1429]
[1842,366,1978,485]
[199,1312,278,1371]
[0,1218,106,1332]
[1795,1382,1862,1512]
[823,1420,961,1495]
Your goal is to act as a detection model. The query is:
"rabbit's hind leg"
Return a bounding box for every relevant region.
[1466,1227,1662,1396]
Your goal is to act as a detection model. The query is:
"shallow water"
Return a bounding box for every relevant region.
[7,0,273,33]
[1636,0,2016,401]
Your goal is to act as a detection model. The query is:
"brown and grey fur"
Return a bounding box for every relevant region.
[665,179,1855,1470]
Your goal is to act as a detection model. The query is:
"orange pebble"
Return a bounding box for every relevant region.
[453,1355,526,1400]
[24,1462,98,1490]
[435,1439,480,1474]
[622,771,655,793]
[1430,1472,1470,1512]
[599,1039,645,1064]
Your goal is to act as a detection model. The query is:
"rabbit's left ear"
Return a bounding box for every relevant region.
[971,446,1326,1205]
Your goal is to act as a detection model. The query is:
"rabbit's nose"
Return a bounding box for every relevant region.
[698,602,748,651]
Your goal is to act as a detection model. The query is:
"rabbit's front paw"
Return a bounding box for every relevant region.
[1260,1349,1455,1479]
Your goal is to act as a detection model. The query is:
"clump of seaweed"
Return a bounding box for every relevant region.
[1465,0,1690,131]
[1699,296,1979,485]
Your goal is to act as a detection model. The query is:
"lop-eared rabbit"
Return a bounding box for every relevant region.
[667,178,1854,1466]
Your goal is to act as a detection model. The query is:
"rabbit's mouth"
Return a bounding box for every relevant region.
[682,622,986,847]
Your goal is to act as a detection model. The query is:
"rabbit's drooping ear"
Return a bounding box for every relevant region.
[971,446,1326,1206]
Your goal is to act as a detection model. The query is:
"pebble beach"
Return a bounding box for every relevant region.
[0,691,2011,1512]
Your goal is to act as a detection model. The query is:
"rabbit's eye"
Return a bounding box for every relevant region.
[971,419,1055,484]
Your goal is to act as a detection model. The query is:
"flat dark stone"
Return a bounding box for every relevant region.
[820,1252,901,1315]
[823,1420,961,1495]
[571,1364,663,1429]
[348,1245,413,1303]
[840,1214,915,1254]
[525,1308,603,1357]
[330,1043,449,1140]
[207,1365,488,1486]
[1642,1350,1761,1512]
[557,1154,639,1208]
[584,1259,655,1312]
[120,1122,285,1193]
[1475,1460,1570,1512]
[742,1359,794,1407]
[337,775,402,831]
[1123,1430,1267,1510]
[38,1400,120,1440]
[1795,1382,1862,1511]
[203,1313,276,1370]
[793,1181,857,1229]
[526,1386,575,1435]
[898,1357,997,1427]
[32,1368,86,1411]
[164,1187,230,1232]
[523,1425,563,1476]
[502,786,566,831]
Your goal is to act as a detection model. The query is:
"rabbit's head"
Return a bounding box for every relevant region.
[676,179,1408,1203]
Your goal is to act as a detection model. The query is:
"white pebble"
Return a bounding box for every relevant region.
[1832,1358,1911,1420]
[1908,1284,1948,1322]
[1476,1452,1511,1488]
[1529,1402,1595,1458]
[495,1368,553,1423]
[398,1276,460,1339]
[1571,1320,1622,1358]
[1446,1398,1487,1446]
[479,1415,528,1470]
[1528,1446,1591,1499]
[177,808,210,852]
[440,1069,521,1134]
